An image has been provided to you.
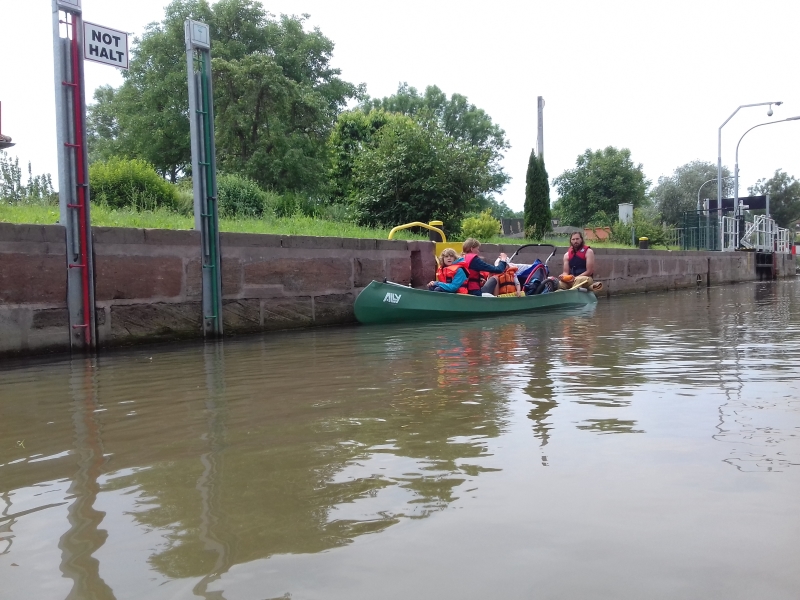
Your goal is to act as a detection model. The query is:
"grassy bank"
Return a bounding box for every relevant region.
[0,203,427,240]
[0,203,670,249]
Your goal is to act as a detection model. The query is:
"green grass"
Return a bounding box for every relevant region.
[0,203,682,249]
[0,203,426,240]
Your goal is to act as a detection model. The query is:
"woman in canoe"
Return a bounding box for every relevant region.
[461,238,509,296]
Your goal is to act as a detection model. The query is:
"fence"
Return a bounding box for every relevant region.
[678,211,793,254]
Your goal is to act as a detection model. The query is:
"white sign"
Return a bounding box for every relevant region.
[187,20,211,49]
[83,22,128,69]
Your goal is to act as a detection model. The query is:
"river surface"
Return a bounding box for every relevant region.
[2,280,800,599]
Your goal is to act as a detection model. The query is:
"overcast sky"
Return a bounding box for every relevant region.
[1,0,798,212]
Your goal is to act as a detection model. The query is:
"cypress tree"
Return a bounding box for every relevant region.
[524,149,551,239]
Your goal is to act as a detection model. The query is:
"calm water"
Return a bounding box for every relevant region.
[2,280,800,600]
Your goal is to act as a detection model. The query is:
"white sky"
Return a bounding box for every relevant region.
[1,0,799,212]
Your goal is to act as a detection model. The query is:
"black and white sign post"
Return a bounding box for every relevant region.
[83,22,129,69]
[51,0,129,351]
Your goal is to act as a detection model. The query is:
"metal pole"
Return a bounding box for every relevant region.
[697,176,733,212]
[536,96,544,158]
[186,20,222,337]
[717,101,782,250]
[52,0,96,350]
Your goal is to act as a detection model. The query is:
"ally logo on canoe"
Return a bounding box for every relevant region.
[383,292,402,304]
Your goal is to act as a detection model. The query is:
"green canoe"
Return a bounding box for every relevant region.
[354,281,597,324]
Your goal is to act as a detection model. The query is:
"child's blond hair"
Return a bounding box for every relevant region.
[439,248,459,263]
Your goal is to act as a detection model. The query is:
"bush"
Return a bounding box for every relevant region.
[461,209,501,240]
[217,173,269,218]
[90,158,177,210]
[610,208,668,247]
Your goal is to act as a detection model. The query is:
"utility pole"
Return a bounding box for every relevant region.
[537,96,545,157]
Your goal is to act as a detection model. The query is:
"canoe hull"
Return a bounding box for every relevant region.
[354,281,597,324]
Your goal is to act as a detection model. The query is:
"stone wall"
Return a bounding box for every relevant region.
[0,223,795,356]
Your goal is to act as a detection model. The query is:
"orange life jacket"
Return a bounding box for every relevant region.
[435,263,469,294]
[494,266,519,295]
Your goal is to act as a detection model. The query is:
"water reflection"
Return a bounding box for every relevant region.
[1,280,800,598]
[58,358,115,600]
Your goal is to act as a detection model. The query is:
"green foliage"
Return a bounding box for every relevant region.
[217,173,269,217]
[360,83,510,193]
[461,209,501,240]
[652,160,732,226]
[610,207,668,247]
[0,202,426,240]
[523,150,551,240]
[749,169,800,228]
[87,0,358,188]
[89,157,178,210]
[586,210,612,227]
[350,115,496,228]
[328,109,395,202]
[0,152,57,205]
[553,147,649,227]
[479,197,518,220]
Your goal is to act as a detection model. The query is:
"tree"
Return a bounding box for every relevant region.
[87,0,358,188]
[361,83,510,193]
[651,160,732,226]
[523,150,551,239]
[749,169,800,228]
[552,147,649,227]
[351,116,498,228]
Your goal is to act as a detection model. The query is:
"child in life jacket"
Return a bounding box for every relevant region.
[461,238,508,296]
[483,263,522,296]
[427,248,469,293]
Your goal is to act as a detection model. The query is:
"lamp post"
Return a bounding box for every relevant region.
[717,101,781,249]
[734,115,800,215]
[696,176,733,211]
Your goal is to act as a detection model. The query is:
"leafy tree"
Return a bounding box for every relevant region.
[351,116,497,228]
[87,0,358,189]
[523,150,551,239]
[749,169,800,228]
[328,110,395,202]
[651,160,732,226]
[479,197,518,220]
[0,151,57,204]
[361,83,510,193]
[552,147,649,227]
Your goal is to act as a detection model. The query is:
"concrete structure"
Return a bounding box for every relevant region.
[0,223,795,357]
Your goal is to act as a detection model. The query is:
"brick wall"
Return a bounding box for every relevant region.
[0,223,795,356]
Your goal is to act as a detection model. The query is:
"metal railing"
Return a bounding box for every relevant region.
[738,214,792,253]
[722,216,739,251]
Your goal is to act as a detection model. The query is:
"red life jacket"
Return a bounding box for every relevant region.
[567,244,591,276]
[461,253,483,293]
[435,263,469,294]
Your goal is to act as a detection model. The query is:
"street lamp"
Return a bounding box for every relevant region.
[717,101,782,249]
[734,115,800,214]
[696,176,733,211]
